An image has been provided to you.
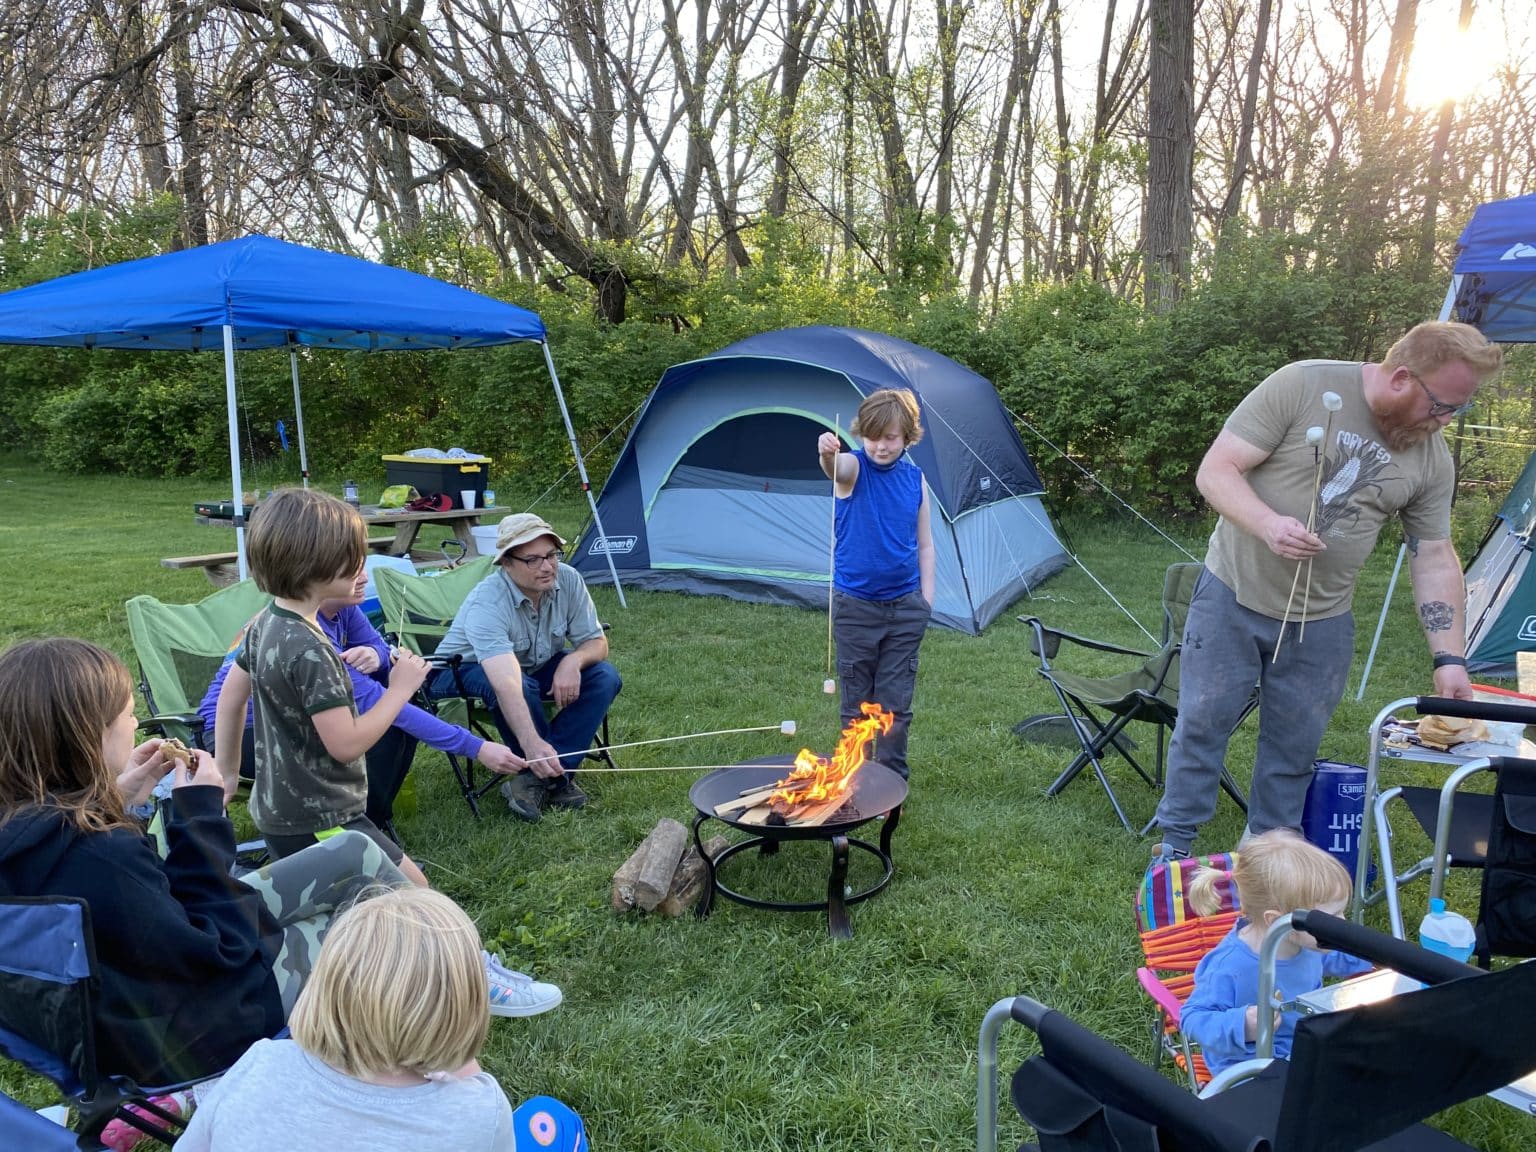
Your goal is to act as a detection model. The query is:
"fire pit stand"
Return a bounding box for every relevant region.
[687,755,907,938]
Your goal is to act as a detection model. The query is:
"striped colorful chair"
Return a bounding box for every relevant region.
[1134,851,1240,1090]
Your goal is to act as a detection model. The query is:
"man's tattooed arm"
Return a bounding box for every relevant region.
[1419,600,1455,635]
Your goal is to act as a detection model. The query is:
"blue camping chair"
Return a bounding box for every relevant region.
[0,896,215,1148]
[0,1090,99,1151]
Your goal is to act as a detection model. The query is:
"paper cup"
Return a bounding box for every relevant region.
[460,489,477,509]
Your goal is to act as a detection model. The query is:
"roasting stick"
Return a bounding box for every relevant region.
[824,413,840,695]
[519,721,800,769]
[1273,392,1342,662]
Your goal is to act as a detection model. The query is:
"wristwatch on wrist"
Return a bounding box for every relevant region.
[1432,653,1468,669]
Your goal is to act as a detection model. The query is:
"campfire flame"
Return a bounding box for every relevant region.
[769,702,893,806]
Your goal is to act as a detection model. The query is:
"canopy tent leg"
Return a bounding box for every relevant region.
[542,341,626,607]
[224,326,249,582]
[289,343,310,487]
[1355,542,1405,700]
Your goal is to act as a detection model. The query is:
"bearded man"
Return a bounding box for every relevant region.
[1148,321,1504,863]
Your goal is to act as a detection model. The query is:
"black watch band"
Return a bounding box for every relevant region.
[1432,654,1468,669]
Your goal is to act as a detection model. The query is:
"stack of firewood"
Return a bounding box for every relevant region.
[611,818,729,917]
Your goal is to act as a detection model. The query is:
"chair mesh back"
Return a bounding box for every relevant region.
[1479,756,1536,957]
[125,583,271,715]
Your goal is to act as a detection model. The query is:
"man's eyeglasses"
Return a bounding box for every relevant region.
[1412,373,1474,419]
[509,549,562,569]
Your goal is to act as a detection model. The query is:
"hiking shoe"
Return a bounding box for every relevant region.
[482,950,563,1017]
[1149,842,1191,868]
[546,775,588,810]
[500,772,546,823]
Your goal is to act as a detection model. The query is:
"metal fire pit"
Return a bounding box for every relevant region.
[688,754,907,938]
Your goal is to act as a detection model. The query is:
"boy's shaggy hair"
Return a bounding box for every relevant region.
[851,388,924,447]
[247,487,366,599]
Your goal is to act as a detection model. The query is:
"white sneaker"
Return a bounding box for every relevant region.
[482,950,563,1017]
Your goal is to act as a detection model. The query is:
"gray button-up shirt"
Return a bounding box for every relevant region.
[438,563,603,673]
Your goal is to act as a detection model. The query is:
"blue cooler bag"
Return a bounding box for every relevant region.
[1302,759,1376,887]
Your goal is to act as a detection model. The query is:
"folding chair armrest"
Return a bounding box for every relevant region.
[1428,757,1497,902]
[1017,616,1156,663]
[1135,968,1184,1025]
[1413,695,1536,726]
[137,713,207,746]
[1198,1057,1275,1098]
[1289,910,1481,985]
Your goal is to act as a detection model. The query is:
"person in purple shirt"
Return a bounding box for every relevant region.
[199,570,521,834]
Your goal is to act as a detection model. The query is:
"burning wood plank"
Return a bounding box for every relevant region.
[718,702,893,824]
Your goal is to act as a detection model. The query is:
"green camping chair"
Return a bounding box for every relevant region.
[373,557,616,818]
[1018,562,1256,832]
[125,580,273,750]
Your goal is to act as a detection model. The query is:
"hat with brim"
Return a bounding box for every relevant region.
[492,513,567,564]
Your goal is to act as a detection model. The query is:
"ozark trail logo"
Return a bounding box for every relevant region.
[1500,242,1536,261]
[588,535,636,556]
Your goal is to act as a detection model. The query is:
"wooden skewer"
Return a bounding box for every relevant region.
[520,722,799,767]
[825,413,840,694]
[1274,409,1336,662]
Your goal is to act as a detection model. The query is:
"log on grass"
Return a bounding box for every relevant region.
[632,817,689,911]
[612,818,687,912]
[657,834,730,917]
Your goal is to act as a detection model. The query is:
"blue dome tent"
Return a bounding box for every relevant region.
[0,235,622,592]
[571,326,1068,633]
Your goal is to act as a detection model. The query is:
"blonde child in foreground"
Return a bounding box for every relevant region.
[1180,830,1373,1076]
[178,887,518,1151]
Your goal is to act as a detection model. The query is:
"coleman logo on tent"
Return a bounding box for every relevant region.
[1501,242,1536,261]
[1518,616,1536,642]
[588,535,637,556]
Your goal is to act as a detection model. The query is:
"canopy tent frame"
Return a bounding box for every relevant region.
[0,235,624,600]
[1356,194,1536,697]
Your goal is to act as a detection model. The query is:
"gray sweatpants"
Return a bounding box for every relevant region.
[832,589,930,779]
[1152,568,1353,853]
[237,830,409,1011]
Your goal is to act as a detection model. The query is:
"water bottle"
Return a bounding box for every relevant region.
[343,479,360,508]
[1418,897,1476,963]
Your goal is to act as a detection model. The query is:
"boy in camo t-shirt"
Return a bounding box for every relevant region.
[213,488,431,883]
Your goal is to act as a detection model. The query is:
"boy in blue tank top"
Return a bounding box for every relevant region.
[816,388,935,780]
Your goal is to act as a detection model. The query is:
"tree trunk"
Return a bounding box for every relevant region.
[1144,0,1193,310]
[1217,0,1273,232]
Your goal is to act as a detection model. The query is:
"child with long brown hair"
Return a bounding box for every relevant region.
[1181,829,1372,1075]
[0,636,409,1088]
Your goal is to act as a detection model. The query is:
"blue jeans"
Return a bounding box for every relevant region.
[429,655,621,773]
[832,588,930,779]
[1153,568,1353,853]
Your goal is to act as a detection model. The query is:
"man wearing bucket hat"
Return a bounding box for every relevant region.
[431,513,621,821]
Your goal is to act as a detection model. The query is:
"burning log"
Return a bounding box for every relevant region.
[721,703,892,827]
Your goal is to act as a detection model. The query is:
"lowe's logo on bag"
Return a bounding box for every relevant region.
[1336,781,1366,800]
[588,536,636,556]
[1519,615,1536,642]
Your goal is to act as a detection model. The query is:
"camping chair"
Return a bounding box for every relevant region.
[0,896,220,1149]
[1354,694,1536,943]
[0,1090,98,1152]
[1135,852,1241,1090]
[373,559,617,818]
[1019,563,1256,832]
[978,910,1536,1152]
[125,580,273,751]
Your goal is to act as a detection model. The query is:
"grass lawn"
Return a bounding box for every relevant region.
[0,451,1529,1150]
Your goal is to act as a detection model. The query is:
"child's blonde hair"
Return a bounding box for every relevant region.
[288,887,488,1080]
[247,487,366,599]
[1187,830,1352,919]
[851,388,923,446]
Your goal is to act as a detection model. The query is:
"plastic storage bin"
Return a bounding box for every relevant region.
[382,455,491,509]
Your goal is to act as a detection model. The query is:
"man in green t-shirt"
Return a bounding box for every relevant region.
[1150,322,1504,861]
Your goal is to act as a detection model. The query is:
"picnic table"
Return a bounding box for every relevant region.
[163,504,508,586]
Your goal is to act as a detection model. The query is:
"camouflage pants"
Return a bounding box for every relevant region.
[236,829,408,1012]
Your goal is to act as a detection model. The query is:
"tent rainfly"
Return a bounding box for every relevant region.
[0,235,622,593]
[571,326,1069,634]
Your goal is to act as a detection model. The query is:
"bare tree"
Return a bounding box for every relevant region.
[1144,0,1193,309]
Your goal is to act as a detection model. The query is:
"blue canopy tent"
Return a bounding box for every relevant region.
[1357,193,1536,694]
[0,235,622,592]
